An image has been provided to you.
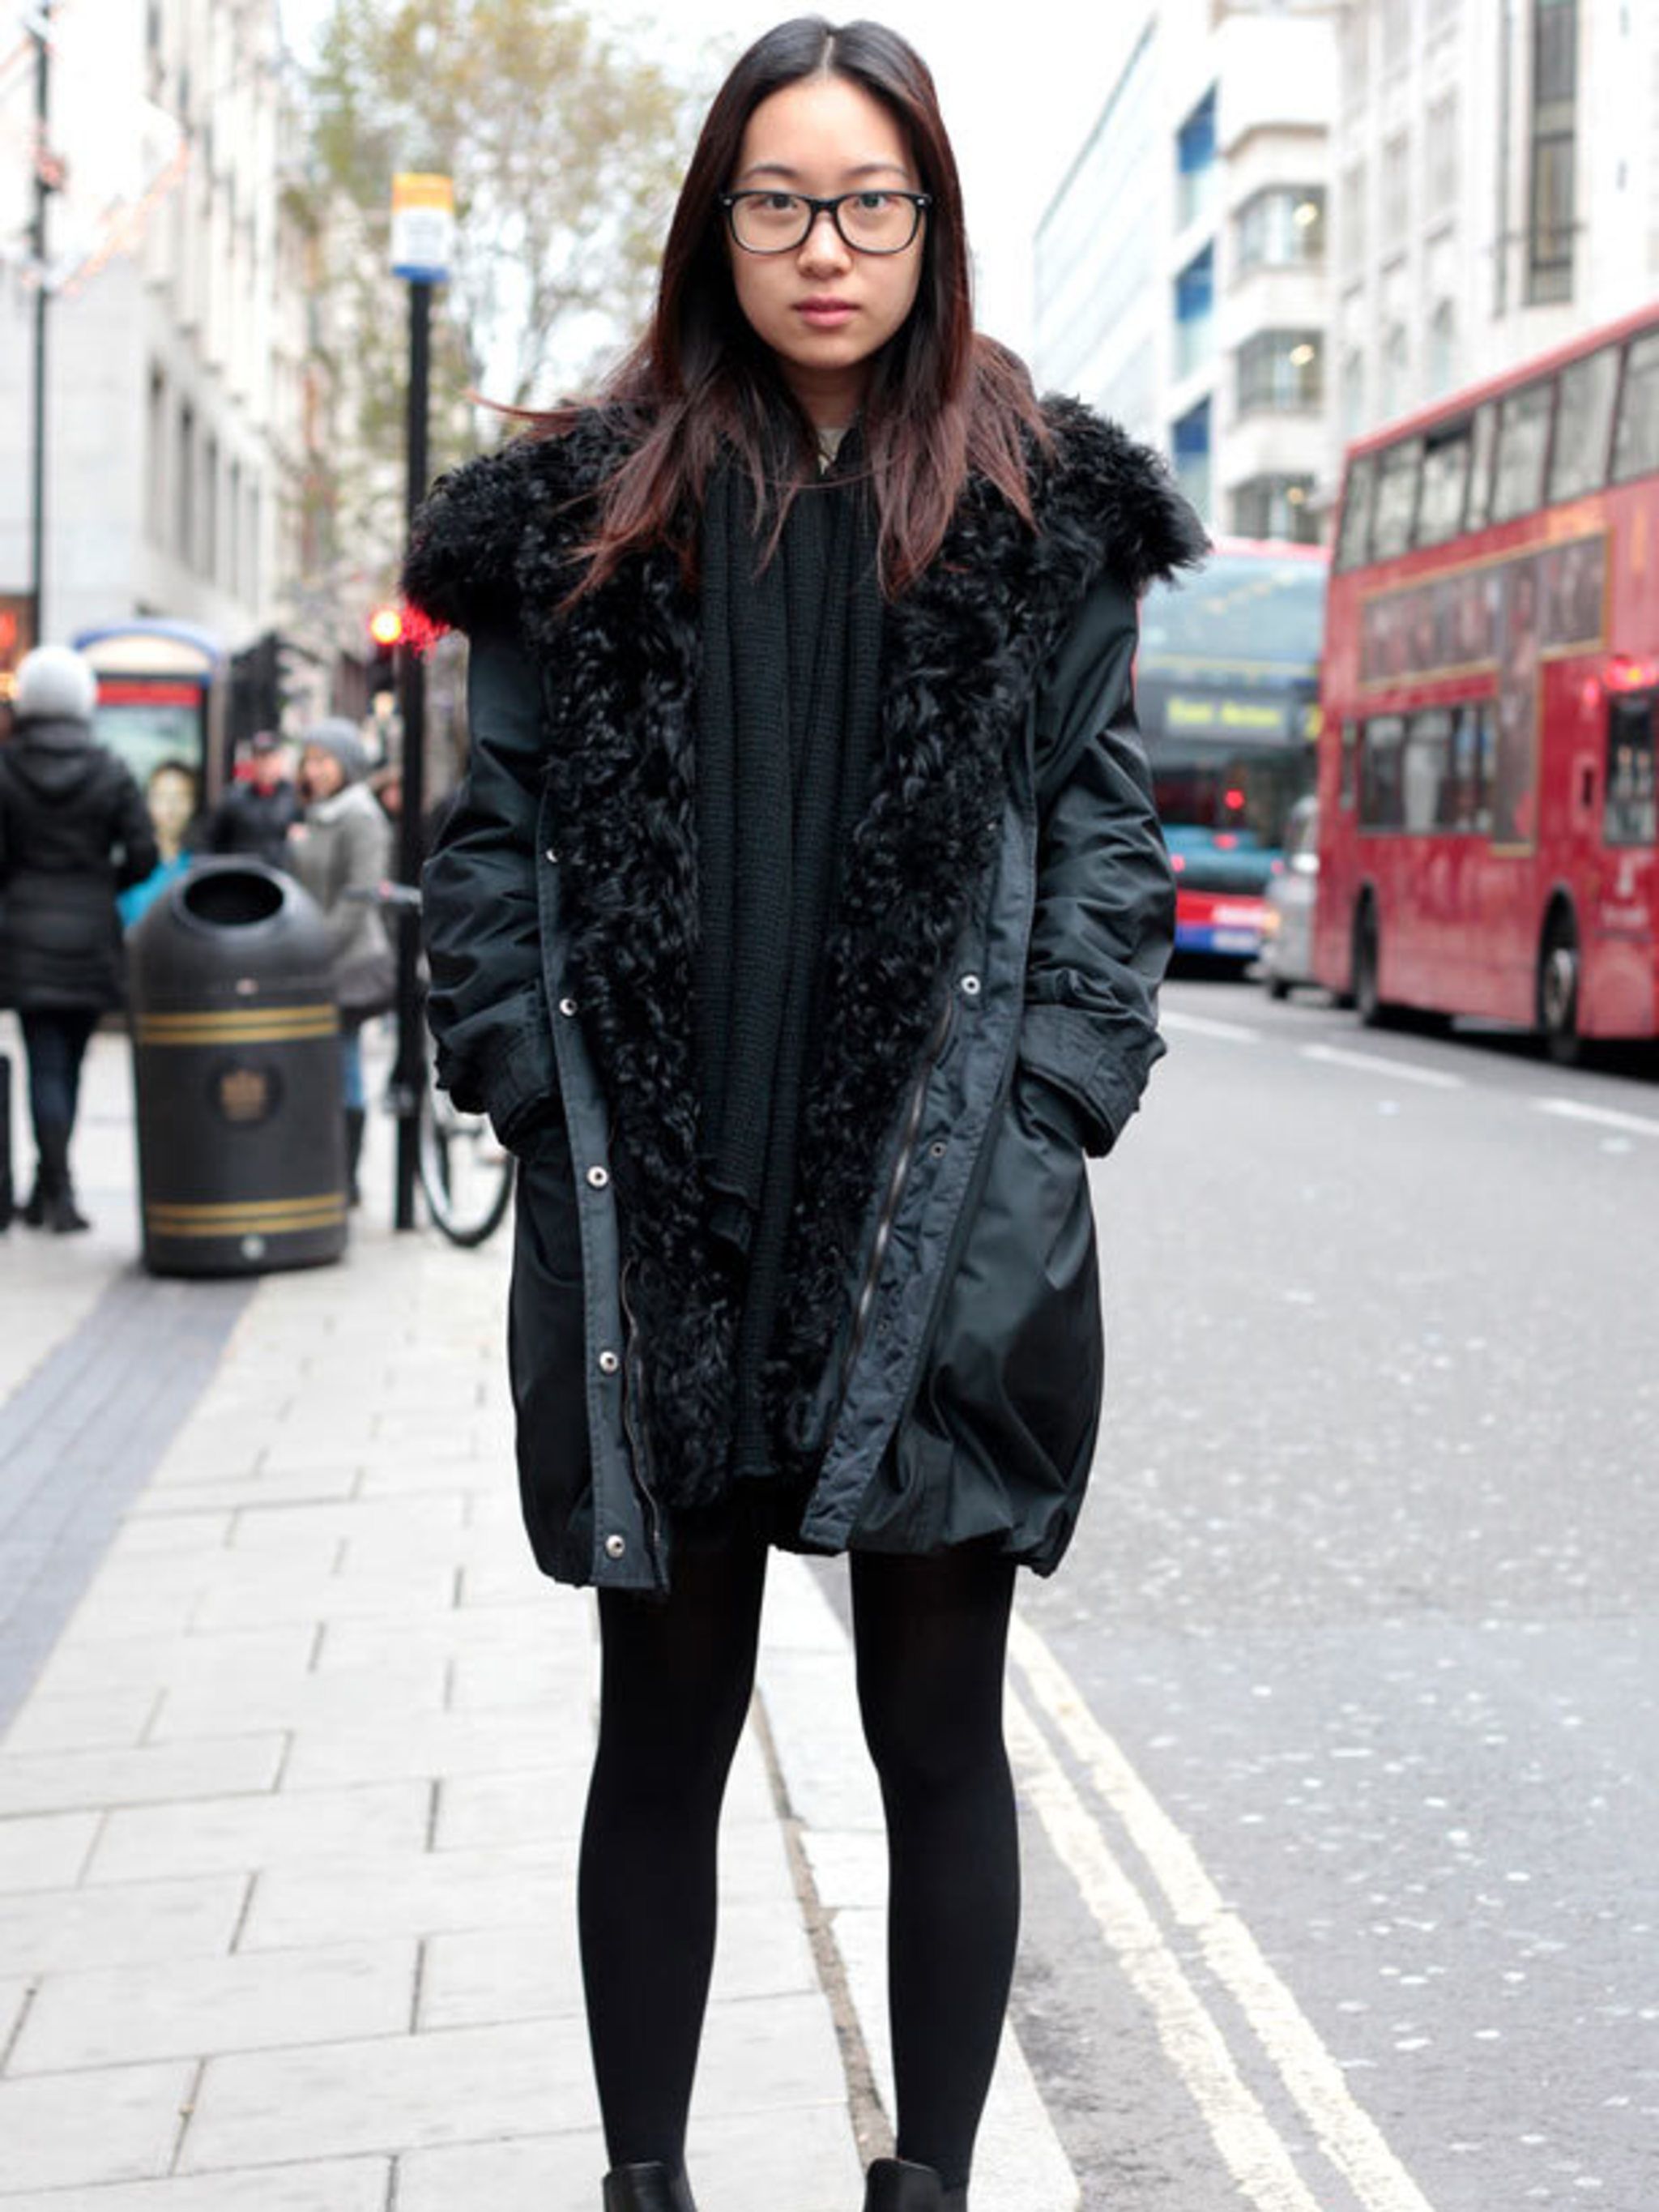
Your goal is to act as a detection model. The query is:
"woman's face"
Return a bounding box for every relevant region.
[726,73,926,428]
[147,767,196,859]
[301,745,344,801]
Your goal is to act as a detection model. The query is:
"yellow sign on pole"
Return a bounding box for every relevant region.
[390,173,454,283]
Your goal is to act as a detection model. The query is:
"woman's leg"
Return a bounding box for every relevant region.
[579,1527,770,2173]
[852,1543,1021,2196]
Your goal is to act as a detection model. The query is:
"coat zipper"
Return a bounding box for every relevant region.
[616,1262,663,1568]
[830,992,955,1421]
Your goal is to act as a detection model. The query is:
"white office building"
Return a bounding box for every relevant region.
[1034,0,1338,544]
[0,0,301,664]
[1331,0,1659,485]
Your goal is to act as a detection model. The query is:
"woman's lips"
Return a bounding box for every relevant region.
[795,300,856,330]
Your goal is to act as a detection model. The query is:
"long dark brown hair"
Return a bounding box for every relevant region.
[535,16,1047,598]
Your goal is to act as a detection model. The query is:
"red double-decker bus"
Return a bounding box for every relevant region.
[1312,301,1659,1057]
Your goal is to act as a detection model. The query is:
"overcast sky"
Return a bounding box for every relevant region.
[284,2,1134,367]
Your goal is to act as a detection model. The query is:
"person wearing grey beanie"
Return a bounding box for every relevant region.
[1,644,158,1231]
[288,717,394,1204]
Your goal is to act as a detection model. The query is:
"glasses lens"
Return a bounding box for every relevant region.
[732,193,808,250]
[838,192,916,251]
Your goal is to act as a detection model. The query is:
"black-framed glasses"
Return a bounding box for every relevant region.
[721,189,931,256]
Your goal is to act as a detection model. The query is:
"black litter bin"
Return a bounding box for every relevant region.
[129,860,348,1275]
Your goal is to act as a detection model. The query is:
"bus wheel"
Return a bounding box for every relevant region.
[1353,902,1388,1028]
[1537,912,1582,1066]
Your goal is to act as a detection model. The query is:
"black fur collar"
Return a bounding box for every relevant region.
[405,400,1205,1505]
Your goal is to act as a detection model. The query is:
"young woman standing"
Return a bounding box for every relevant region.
[403,20,1204,2210]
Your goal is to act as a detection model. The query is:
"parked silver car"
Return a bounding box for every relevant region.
[1259,795,1319,998]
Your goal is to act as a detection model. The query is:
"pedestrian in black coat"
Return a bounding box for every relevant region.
[0,645,158,1231]
[403,22,1205,2212]
[194,732,301,870]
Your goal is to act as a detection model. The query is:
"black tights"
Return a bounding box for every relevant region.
[578,1535,1020,2194]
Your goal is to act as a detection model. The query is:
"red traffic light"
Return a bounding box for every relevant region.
[369,604,404,648]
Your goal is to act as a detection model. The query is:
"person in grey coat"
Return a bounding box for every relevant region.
[0,644,157,1231]
[287,718,394,1203]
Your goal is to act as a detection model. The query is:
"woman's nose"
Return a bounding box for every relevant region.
[797,207,852,272]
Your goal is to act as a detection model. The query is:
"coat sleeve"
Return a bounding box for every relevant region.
[1019,574,1175,1156]
[112,766,160,891]
[420,625,559,1146]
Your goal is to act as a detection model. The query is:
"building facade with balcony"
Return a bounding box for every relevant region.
[0,0,304,669]
[1034,0,1338,544]
[1331,0,1659,487]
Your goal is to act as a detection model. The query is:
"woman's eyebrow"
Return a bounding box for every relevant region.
[734,158,912,184]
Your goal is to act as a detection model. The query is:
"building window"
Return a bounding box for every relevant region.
[1528,0,1577,303]
[1176,88,1217,229]
[1427,299,1457,395]
[1235,186,1326,274]
[1341,348,1367,441]
[1382,133,1410,240]
[1173,399,1212,522]
[1230,475,1319,544]
[203,437,219,583]
[1237,330,1324,416]
[177,402,195,567]
[1382,0,1413,74]
[146,366,167,549]
[1174,246,1214,378]
[1381,321,1410,421]
[228,459,242,600]
[1425,93,1458,219]
[1341,162,1367,269]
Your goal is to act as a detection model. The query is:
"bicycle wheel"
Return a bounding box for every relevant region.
[417,1071,515,1247]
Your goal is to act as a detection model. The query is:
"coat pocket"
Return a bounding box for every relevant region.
[907,1061,1104,1518]
[507,1125,593,1578]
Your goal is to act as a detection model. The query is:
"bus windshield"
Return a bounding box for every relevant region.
[1137,546,1327,925]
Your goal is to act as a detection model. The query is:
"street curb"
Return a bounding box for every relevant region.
[756,1552,1081,2212]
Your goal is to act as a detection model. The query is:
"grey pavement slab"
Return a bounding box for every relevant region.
[0,1870,247,1976]
[0,2058,196,2191]
[11,1934,416,2073]
[0,1808,99,1890]
[0,2160,391,2211]
[85,1777,433,1884]
[0,1732,285,1817]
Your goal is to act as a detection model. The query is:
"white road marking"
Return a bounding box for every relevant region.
[1536,1097,1659,1140]
[1162,1010,1265,1044]
[1011,1616,1441,2212]
[1006,1691,1328,2212]
[1301,1043,1465,1091]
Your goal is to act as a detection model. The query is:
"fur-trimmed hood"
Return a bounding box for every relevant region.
[405,398,1204,1513]
[403,395,1206,643]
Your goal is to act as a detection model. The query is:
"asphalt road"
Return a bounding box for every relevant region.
[1006,976,1659,2211]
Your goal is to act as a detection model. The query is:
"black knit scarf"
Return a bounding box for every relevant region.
[696,429,883,1483]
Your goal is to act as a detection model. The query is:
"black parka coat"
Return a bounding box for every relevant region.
[0,715,158,1011]
[403,398,1205,1595]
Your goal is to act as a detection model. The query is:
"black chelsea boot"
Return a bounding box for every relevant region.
[863,2157,967,2211]
[601,2162,697,2211]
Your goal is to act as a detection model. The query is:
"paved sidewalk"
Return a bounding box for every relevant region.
[0,1030,1078,2210]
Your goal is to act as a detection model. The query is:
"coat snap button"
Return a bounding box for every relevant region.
[597,1349,621,1375]
[603,1533,626,1560]
[928,1139,947,1159]
[586,1164,609,1189]
[559,997,578,1017]
[959,972,981,997]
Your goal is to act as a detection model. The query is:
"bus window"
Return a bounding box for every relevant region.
[1403,708,1453,831]
[1447,702,1492,832]
[1605,693,1656,846]
[1466,401,1497,528]
[1359,715,1405,830]
[1340,720,1358,810]
[1491,378,1555,522]
[1418,420,1472,547]
[1335,456,1375,571]
[1611,330,1659,485]
[1371,440,1422,560]
[1548,345,1619,504]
